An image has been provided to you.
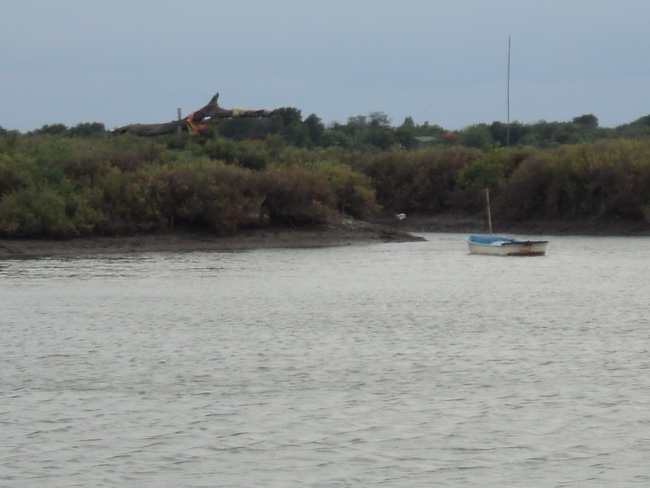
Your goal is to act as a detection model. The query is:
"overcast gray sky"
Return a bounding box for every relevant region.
[2,1,649,132]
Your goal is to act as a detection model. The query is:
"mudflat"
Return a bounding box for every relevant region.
[0,218,423,259]
[1,212,648,259]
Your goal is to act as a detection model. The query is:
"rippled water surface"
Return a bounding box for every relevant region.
[2,233,650,487]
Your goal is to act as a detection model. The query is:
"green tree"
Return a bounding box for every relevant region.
[362,125,397,150]
[67,122,107,137]
[458,124,494,150]
[396,117,417,149]
[572,114,599,128]
[33,124,68,136]
[320,129,352,148]
[309,160,380,217]
[457,148,512,190]
[304,113,325,147]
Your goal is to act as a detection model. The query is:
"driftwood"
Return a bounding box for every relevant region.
[111,92,274,136]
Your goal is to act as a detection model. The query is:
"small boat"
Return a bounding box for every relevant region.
[465,235,548,256]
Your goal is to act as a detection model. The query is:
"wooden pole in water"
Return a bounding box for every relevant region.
[486,188,493,234]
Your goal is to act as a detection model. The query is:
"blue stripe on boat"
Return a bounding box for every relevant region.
[465,235,518,245]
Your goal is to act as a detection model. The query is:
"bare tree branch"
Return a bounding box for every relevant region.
[111,92,275,136]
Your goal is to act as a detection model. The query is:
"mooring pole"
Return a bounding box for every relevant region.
[486,188,493,234]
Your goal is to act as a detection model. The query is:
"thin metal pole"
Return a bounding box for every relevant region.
[177,107,182,134]
[506,35,511,147]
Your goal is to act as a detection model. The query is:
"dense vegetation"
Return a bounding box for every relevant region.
[2,109,650,238]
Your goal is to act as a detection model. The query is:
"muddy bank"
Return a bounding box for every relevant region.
[0,218,424,259]
[2,213,649,259]
[373,212,650,237]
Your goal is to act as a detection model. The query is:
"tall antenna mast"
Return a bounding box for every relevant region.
[506,35,511,147]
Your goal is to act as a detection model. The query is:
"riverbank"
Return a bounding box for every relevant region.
[0,217,424,259]
[1,212,649,259]
[373,212,650,237]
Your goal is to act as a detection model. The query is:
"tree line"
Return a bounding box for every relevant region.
[1,110,650,238]
[12,109,650,151]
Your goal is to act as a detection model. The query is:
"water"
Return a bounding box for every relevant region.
[2,233,650,487]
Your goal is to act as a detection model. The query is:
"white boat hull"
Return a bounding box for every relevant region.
[465,235,548,256]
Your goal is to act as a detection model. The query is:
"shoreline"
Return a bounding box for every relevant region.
[0,218,424,259]
[1,213,649,259]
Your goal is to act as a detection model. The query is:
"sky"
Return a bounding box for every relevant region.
[2,1,649,132]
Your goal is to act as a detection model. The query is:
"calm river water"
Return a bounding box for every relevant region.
[2,233,650,487]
